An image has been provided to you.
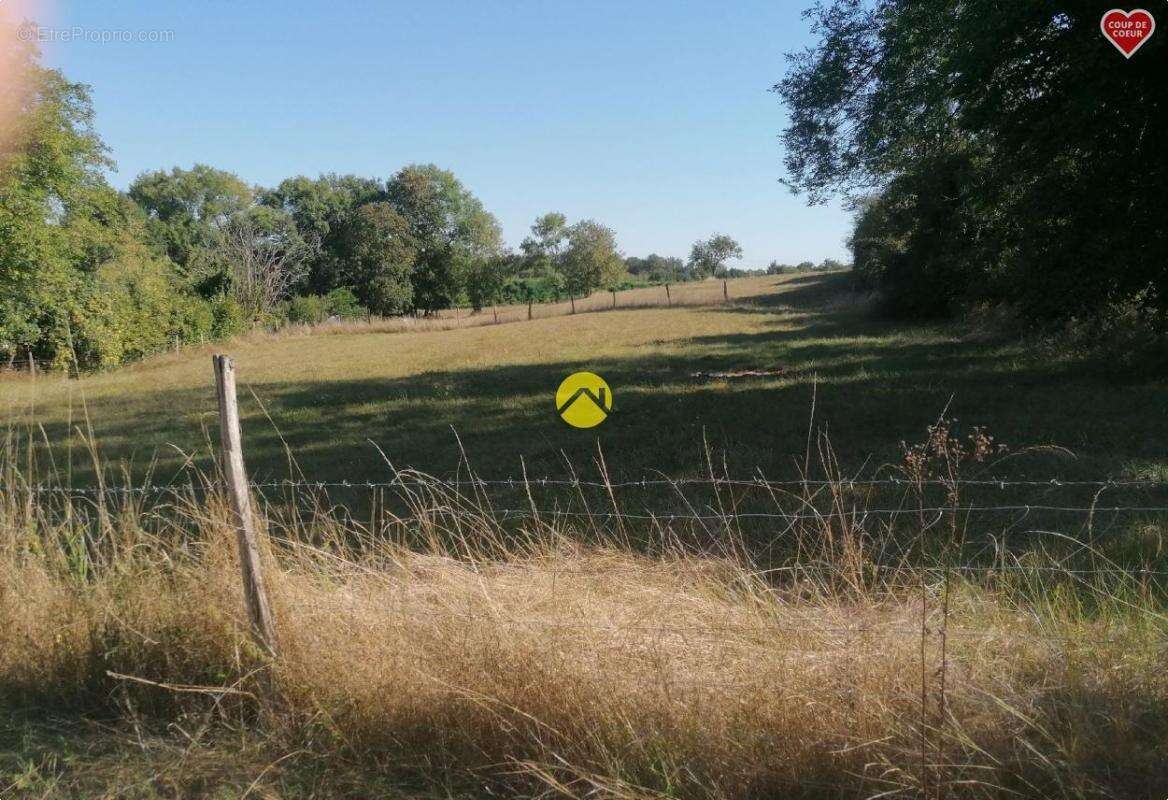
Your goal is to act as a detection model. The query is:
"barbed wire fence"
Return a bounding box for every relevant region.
[19,472,1168,554]
[11,356,1168,800]
[9,355,1168,651]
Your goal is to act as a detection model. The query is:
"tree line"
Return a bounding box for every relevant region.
[778,0,1167,331]
[0,40,772,369]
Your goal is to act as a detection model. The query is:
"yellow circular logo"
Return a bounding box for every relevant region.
[556,372,612,428]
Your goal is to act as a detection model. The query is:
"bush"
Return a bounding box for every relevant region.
[285,295,329,325]
[324,287,366,319]
[281,290,368,326]
[1042,285,1168,374]
[210,297,246,338]
[499,276,562,304]
[71,242,215,367]
[849,157,983,319]
[171,294,215,344]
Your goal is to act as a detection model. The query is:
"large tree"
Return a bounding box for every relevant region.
[520,212,568,273]
[385,164,502,314]
[330,202,417,316]
[559,220,624,296]
[128,164,252,277]
[259,174,384,294]
[687,234,742,277]
[0,36,203,366]
[777,0,1168,318]
[465,253,520,313]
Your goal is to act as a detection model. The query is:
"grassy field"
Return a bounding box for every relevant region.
[2,271,1166,489]
[3,271,1168,798]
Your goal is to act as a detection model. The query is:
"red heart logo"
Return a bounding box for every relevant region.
[1100,8,1156,58]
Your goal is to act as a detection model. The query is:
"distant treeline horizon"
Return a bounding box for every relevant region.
[1,36,846,369]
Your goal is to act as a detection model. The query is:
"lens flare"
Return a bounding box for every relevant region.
[0,0,52,159]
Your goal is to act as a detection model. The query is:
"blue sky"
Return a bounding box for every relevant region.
[33,0,852,265]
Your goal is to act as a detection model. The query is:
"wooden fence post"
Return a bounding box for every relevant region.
[570,294,576,314]
[527,298,533,320]
[723,279,729,303]
[665,284,672,307]
[213,354,278,658]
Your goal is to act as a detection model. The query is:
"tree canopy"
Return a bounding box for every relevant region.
[128,164,252,274]
[0,38,210,366]
[560,220,624,296]
[386,164,503,314]
[777,0,1168,319]
[330,202,417,316]
[688,234,743,277]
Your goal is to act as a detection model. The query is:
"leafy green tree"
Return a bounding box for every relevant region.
[466,253,520,312]
[72,235,212,366]
[330,202,417,316]
[777,0,1168,319]
[0,36,209,366]
[127,164,252,279]
[687,234,743,277]
[626,253,689,282]
[0,37,106,364]
[559,220,624,296]
[259,174,383,293]
[520,212,568,273]
[386,164,502,314]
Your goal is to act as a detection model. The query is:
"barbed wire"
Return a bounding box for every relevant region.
[17,475,1168,496]
[16,487,1168,520]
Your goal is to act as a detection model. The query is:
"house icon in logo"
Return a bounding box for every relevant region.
[556,372,612,428]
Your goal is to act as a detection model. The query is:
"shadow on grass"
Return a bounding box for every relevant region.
[31,292,1167,492]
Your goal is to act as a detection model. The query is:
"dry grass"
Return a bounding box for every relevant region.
[1,456,1166,799]
[0,272,1165,796]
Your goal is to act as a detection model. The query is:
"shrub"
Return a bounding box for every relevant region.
[285,295,329,325]
[1043,285,1168,374]
[324,287,366,319]
[500,276,562,304]
[71,242,213,367]
[210,296,246,338]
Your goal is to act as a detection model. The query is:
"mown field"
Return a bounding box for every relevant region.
[2,271,1165,488]
[3,271,1168,799]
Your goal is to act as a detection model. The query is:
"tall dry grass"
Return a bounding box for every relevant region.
[1,436,1166,798]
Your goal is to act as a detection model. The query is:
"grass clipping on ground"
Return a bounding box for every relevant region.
[1,477,1166,799]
